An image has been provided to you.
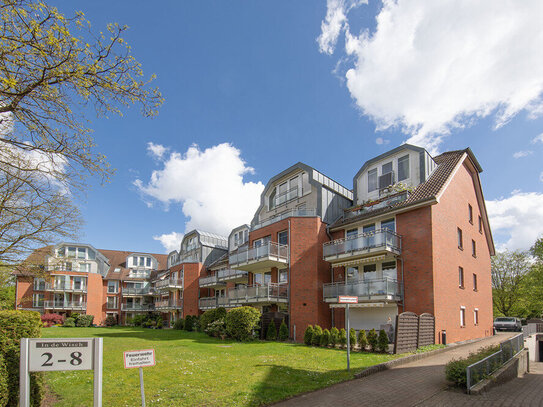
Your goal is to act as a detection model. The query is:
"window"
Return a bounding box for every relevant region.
[382,261,397,279]
[264,272,272,285]
[106,296,117,309]
[474,309,479,325]
[254,273,263,285]
[132,256,138,267]
[460,307,466,327]
[114,267,121,273]
[278,230,288,245]
[368,169,378,192]
[472,240,477,258]
[269,189,276,209]
[381,219,395,232]
[459,267,464,288]
[33,293,44,307]
[346,266,359,282]
[33,278,45,291]
[77,247,86,259]
[478,216,483,234]
[107,280,119,294]
[382,161,393,175]
[67,247,76,258]
[473,273,478,291]
[398,155,410,181]
[468,204,473,224]
[279,269,288,283]
[73,276,84,290]
[457,228,463,250]
[146,257,152,267]
[79,263,90,273]
[363,264,377,280]
[346,228,358,238]
[139,256,145,267]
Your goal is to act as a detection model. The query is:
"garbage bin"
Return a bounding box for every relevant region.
[441,330,447,345]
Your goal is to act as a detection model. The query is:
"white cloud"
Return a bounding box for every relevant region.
[532,133,543,144]
[319,0,543,153]
[375,137,390,145]
[135,143,264,240]
[153,231,184,253]
[486,191,543,250]
[147,142,168,160]
[513,150,533,159]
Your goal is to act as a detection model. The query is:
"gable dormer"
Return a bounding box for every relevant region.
[229,225,249,253]
[353,144,436,205]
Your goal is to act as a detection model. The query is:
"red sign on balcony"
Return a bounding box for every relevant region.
[338,296,358,304]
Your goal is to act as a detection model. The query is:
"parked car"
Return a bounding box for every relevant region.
[493,317,522,332]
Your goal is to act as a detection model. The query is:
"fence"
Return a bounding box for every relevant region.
[523,323,543,338]
[393,312,435,354]
[466,333,524,393]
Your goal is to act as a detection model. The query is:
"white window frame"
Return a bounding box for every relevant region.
[460,306,466,327]
[474,308,479,325]
[32,293,44,307]
[107,280,119,294]
[398,154,410,181]
[106,296,118,309]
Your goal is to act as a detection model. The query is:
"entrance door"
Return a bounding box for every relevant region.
[539,340,543,362]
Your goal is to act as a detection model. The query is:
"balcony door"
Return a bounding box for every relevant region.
[54,293,65,306]
[363,224,375,247]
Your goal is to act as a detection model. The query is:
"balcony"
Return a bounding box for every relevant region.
[199,274,226,288]
[229,242,288,272]
[252,208,317,231]
[45,282,87,293]
[122,287,154,296]
[121,303,155,312]
[156,278,183,291]
[323,278,402,303]
[155,299,183,311]
[323,229,401,265]
[217,269,248,283]
[44,301,87,311]
[199,296,218,310]
[273,186,299,208]
[228,283,288,305]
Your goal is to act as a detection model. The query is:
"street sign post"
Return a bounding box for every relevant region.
[124,349,155,407]
[20,338,103,407]
[338,296,358,371]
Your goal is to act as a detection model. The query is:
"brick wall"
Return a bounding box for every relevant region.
[181,263,203,317]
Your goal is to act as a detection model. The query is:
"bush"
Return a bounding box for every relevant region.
[200,308,227,334]
[266,322,277,341]
[330,327,339,346]
[192,315,200,332]
[349,328,357,350]
[303,325,314,346]
[339,328,347,348]
[278,320,289,341]
[311,325,323,346]
[367,329,378,352]
[105,315,117,326]
[131,314,146,327]
[377,329,389,352]
[183,315,195,331]
[0,353,7,407]
[225,307,261,341]
[75,314,94,327]
[205,318,227,338]
[358,330,368,351]
[0,311,44,407]
[173,318,184,330]
[445,345,500,387]
[41,313,64,327]
[63,317,75,327]
[320,329,331,347]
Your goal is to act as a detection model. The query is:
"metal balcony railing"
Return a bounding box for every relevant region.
[199,274,223,287]
[45,282,87,293]
[273,186,299,208]
[122,287,153,296]
[44,301,87,310]
[199,297,218,309]
[252,208,317,231]
[217,269,248,282]
[121,303,155,311]
[323,278,402,301]
[155,299,183,310]
[229,242,288,267]
[323,229,401,259]
[228,283,288,303]
[156,278,183,290]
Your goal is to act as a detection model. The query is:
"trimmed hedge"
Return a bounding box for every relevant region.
[266,322,277,341]
[339,328,347,347]
[330,327,339,346]
[278,320,289,341]
[225,307,261,341]
[303,325,314,346]
[105,315,117,326]
[0,310,43,407]
[0,352,7,407]
[200,307,227,334]
[358,329,368,351]
[349,328,357,350]
[377,329,389,352]
[75,314,94,327]
[63,317,75,327]
[445,345,500,387]
[173,318,184,330]
[367,329,378,352]
[311,325,323,346]
[320,329,330,347]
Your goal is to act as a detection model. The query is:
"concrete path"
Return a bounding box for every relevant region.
[273,333,521,407]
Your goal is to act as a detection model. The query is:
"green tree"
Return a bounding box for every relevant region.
[349,328,357,350]
[357,329,367,351]
[491,250,531,316]
[377,330,389,352]
[367,329,378,352]
[311,325,323,346]
[278,319,289,341]
[303,325,314,346]
[338,328,347,348]
[330,327,339,347]
[266,322,277,341]
[320,329,330,347]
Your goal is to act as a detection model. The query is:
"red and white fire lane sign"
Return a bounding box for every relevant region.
[338,296,358,304]
[123,349,155,369]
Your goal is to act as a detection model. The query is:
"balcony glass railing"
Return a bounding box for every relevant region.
[252,208,317,231]
[228,283,288,303]
[229,242,288,267]
[123,287,153,295]
[156,278,183,290]
[44,301,87,310]
[217,269,248,281]
[323,278,402,300]
[155,299,183,310]
[323,229,401,258]
[273,186,299,207]
[199,297,218,309]
[121,303,155,311]
[199,275,221,286]
[45,282,87,292]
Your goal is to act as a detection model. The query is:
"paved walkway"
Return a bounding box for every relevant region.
[272,333,535,407]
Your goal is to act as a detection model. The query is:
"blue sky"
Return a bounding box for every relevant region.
[49,0,543,254]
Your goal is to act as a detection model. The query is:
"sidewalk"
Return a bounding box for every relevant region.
[272,334,516,407]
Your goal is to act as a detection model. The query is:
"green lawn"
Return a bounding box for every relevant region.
[42,327,400,406]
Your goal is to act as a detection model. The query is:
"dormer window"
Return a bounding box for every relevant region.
[368,168,378,192]
[269,175,301,208]
[398,155,410,181]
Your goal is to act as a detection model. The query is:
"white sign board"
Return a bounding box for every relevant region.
[124,349,155,369]
[28,338,93,372]
[338,295,358,304]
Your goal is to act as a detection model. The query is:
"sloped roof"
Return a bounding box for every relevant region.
[97,249,168,280]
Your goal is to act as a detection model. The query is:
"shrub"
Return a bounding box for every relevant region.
[173,318,184,330]
[0,310,44,407]
[200,307,227,334]
[445,345,500,387]
[205,318,227,338]
[303,325,314,346]
[131,314,146,327]
[311,325,323,346]
[266,322,277,341]
[192,315,200,332]
[278,320,289,341]
[358,329,368,351]
[377,329,389,353]
[41,313,64,327]
[330,327,339,346]
[184,315,195,331]
[367,329,378,352]
[320,329,331,347]
[339,328,347,347]
[349,328,357,350]
[75,314,94,327]
[225,307,262,341]
[63,317,75,327]
[105,315,117,326]
[0,353,7,407]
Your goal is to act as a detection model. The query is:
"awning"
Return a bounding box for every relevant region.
[332,255,386,268]
[329,302,389,308]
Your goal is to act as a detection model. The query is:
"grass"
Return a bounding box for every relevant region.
[42,327,401,406]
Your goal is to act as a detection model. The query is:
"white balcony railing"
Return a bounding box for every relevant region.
[122,287,154,296]
[229,242,288,269]
[323,278,402,302]
[199,297,218,309]
[252,208,317,231]
[273,186,299,208]
[217,269,248,282]
[228,283,288,304]
[45,282,87,293]
[44,301,87,310]
[121,303,155,312]
[323,229,401,259]
[156,278,183,290]
[199,274,224,287]
[155,299,183,310]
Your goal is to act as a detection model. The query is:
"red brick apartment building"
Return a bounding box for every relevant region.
[14,144,494,344]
